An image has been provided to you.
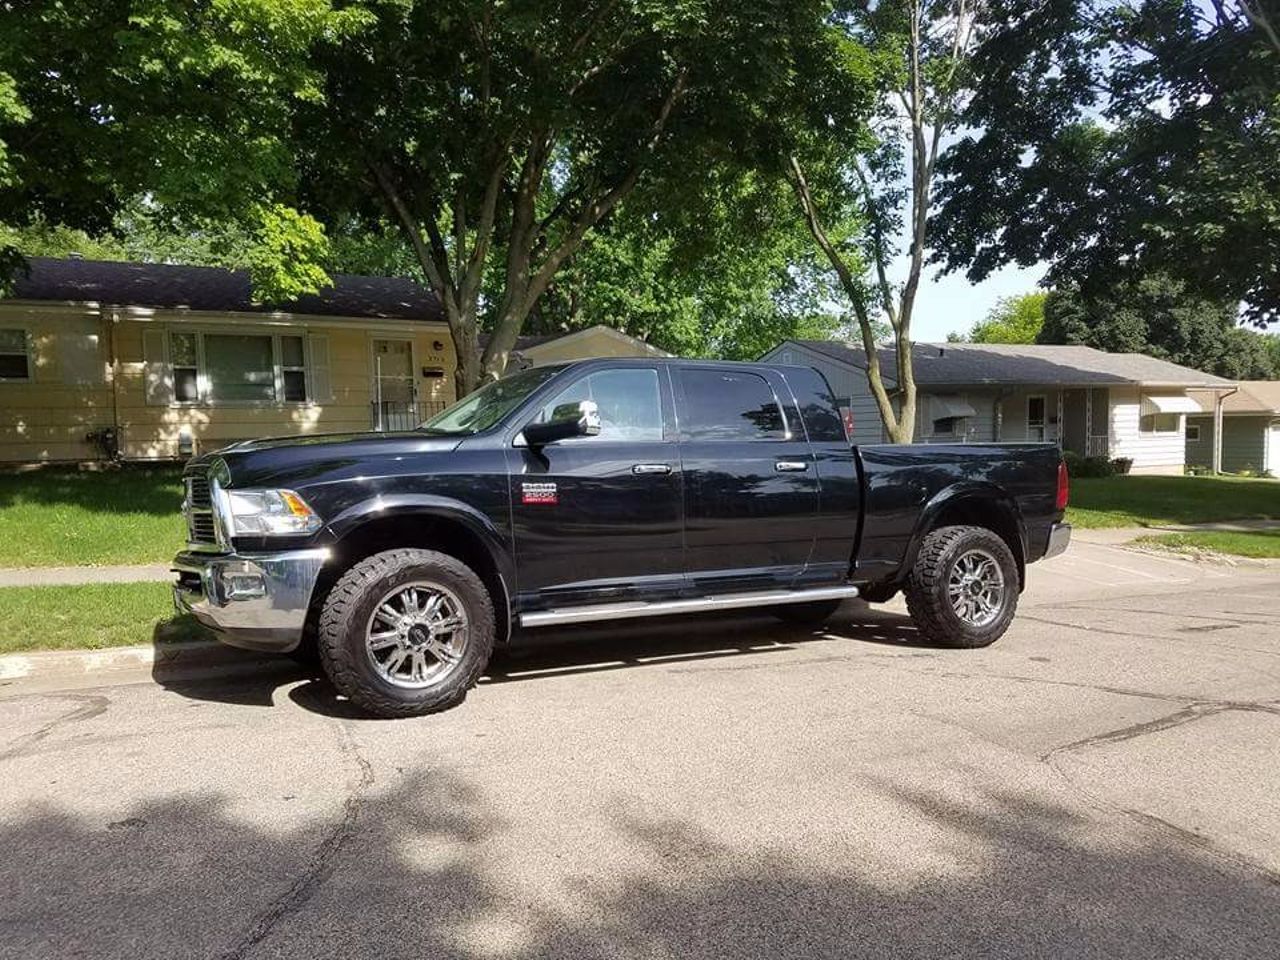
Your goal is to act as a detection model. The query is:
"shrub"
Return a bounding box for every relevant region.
[1064,451,1117,478]
[1111,457,1133,475]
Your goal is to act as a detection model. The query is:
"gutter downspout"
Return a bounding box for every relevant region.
[1213,386,1238,475]
[109,307,122,454]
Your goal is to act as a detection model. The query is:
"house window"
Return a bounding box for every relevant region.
[1186,424,1201,442]
[166,329,312,404]
[280,335,307,402]
[171,332,199,402]
[0,329,31,381]
[1140,413,1180,434]
[932,417,958,436]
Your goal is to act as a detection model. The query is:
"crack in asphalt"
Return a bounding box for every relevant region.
[1041,699,1280,885]
[0,693,109,762]
[217,721,374,960]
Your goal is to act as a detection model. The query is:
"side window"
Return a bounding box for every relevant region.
[680,369,786,441]
[537,368,663,442]
[0,328,31,381]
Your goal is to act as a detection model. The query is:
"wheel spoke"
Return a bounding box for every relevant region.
[369,631,402,652]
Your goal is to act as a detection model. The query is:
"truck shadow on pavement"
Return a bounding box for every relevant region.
[153,602,927,719]
[4,763,1278,959]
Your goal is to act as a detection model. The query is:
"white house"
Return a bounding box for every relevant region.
[761,340,1237,476]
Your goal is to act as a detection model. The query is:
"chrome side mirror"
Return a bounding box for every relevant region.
[522,399,601,447]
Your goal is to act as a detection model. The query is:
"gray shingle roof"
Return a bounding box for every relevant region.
[5,257,444,322]
[789,340,1235,388]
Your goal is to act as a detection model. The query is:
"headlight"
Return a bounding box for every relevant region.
[225,489,323,536]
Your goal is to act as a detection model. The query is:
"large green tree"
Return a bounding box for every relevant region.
[1040,274,1278,379]
[932,0,1280,326]
[1,1,872,393]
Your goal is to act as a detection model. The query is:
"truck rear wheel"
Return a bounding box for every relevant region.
[904,525,1018,648]
[317,548,494,718]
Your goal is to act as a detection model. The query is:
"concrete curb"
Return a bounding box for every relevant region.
[0,640,295,685]
[0,564,173,588]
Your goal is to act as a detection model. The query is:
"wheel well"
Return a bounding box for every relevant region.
[921,497,1025,588]
[305,514,511,645]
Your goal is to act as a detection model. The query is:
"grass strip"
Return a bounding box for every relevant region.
[1067,475,1280,529]
[0,581,209,655]
[1135,530,1280,560]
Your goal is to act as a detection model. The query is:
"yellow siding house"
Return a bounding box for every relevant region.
[0,258,457,463]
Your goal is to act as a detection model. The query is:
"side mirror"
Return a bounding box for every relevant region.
[522,399,601,447]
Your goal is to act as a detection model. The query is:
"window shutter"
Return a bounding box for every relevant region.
[307,334,332,402]
[142,329,172,405]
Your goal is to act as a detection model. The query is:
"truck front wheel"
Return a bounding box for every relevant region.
[317,548,495,718]
[904,525,1018,648]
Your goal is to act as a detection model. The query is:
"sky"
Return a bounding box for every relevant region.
[887,254,1045,343]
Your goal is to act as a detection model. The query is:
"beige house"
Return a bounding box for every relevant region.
[0,258,676,464]
[1186,382,1280,475]
[504,324,672,369]
[0,258,457,463]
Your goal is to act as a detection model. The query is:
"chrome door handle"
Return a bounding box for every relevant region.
[775,461,809,472]
[632,463,672,475]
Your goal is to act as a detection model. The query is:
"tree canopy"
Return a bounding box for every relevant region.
[1040,274,1278,379]
[0,0,876,392]
[931,0,1280,326]
[953,291,1047,343]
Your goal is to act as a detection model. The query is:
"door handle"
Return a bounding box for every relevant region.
[632,463,672,475]
[775,461,809,472]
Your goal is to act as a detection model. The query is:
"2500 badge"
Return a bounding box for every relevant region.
[521,482,558,505]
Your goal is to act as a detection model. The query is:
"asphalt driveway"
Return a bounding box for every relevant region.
[2,546,1279,959]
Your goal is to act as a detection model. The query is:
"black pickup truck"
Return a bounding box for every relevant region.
[174,358,1070,717]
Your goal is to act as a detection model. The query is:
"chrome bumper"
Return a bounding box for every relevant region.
[1043,522,1072,560]
[172,548,329,652]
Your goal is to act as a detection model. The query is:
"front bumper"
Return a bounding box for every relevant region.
[1043,522,1072,560]
[172,548,329,652]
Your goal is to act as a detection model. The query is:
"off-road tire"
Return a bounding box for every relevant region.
[317,548,494,718]
[904,525,1018,648]
[772,598,843,625]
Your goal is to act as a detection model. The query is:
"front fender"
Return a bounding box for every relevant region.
[323,493,516,590]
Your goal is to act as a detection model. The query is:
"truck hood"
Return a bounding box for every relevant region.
[190,431,466,488]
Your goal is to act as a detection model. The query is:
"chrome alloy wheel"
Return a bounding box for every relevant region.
[946,548,1005,628]
[365,581,469,689]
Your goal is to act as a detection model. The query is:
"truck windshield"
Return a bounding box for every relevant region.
[418,366,562,435]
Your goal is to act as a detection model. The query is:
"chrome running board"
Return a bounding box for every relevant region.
[519,584,860,628]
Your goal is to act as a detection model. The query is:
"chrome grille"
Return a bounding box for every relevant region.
[184,470,218,547]
[188,474,211,510]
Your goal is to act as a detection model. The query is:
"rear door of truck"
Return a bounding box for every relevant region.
[672,364,819,594]
[776,365,863,588]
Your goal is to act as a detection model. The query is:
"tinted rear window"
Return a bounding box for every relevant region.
[679,369,786,441]
[782,367,846,442]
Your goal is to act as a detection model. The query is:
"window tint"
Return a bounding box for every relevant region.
[538,368,663,442]
[679,369,786,441]
[782,367,846,442]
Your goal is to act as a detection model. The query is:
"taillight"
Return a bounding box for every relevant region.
[1055,460,1070,511]
[839,406,854,441]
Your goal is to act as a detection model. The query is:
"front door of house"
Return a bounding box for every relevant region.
[372,338,416,431]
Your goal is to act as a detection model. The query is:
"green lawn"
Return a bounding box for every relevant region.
[1067,475,1280,529]
[0,466,185,567]
[1136,530,1280,559]
[0,581,209,654]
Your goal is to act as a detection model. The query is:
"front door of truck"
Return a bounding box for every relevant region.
[673,365,819,594]
[508,366,684,607]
